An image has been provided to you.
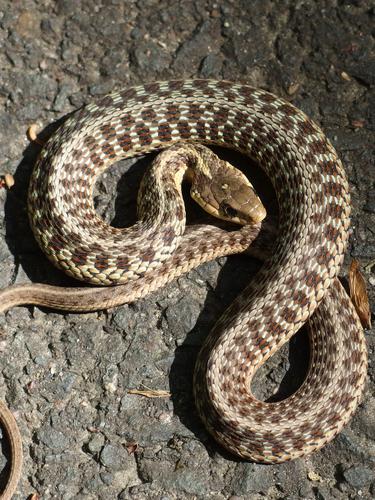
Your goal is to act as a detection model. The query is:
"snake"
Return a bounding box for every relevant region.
[0,80,367,499]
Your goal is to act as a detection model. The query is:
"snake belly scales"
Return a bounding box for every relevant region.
[0,80,367,498]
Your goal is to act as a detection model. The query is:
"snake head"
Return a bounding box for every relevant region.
[191,159,267,225]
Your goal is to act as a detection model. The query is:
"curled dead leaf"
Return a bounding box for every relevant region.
[27,124,44,145]
[0,173,14,189]
[307,470,323,482]
[351,119,365,128]
[349,259,371,329]
[125,441,138,454]
[341,71,351,81]
[128,384,171,398]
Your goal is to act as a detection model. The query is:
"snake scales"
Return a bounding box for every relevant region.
[0,80,367,498]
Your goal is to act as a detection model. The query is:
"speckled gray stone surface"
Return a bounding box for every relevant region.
[0,1,374,499]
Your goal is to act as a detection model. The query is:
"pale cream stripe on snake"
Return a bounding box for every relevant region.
[0,80,367,499]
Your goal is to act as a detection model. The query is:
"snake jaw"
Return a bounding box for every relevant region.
[221,198,266,225]
[191,184,266,225]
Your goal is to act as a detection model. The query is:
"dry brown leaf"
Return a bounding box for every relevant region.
[27,124,44,145]
[128,386,171,398]
[349,259,371,329]
[351,119,365,128]
[0,173,14,189]
[4,173,14,188]
[287,82,300,95]
[307,470,323,482]
[341,71,351,81]
[125,441,139,454]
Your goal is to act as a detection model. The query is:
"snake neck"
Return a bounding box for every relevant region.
[136,143,215,228]
[136,144,189,231]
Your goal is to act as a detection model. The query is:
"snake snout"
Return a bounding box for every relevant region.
[212,175,267,225]
[230,183,267,224]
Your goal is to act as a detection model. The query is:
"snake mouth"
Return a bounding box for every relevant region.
[191,189,267,226]
[219,199,267,225]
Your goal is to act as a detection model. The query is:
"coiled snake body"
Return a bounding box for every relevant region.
[0,80,367,498]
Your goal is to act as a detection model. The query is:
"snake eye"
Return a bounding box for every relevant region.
[220,202,238,219]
